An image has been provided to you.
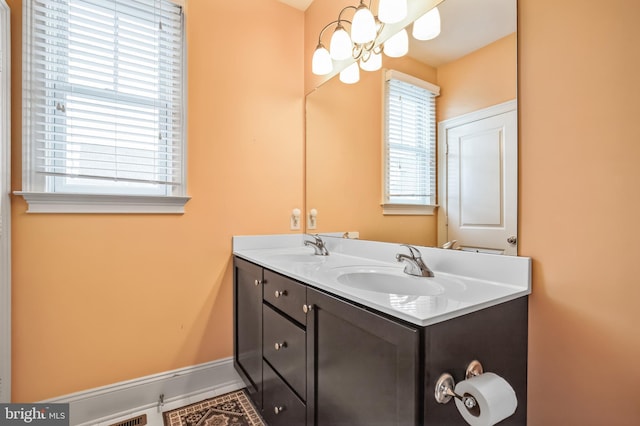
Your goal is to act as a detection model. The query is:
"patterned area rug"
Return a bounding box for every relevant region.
[163,390,265,426]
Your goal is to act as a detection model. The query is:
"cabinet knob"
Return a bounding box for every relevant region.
[303,304,313,314]
[274,341,287,351]
[274,290,287,298]
[274,406,285,415]
[254,279,262,286]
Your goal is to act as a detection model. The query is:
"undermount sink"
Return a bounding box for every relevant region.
[335,267,467,296]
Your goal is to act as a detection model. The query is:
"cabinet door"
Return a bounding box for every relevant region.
[306,288,420,426]
[233,257,263,408]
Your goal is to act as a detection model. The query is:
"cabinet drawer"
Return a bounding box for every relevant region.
[263,361,306,426]
[263,305,306,399]
[264,270,307,324]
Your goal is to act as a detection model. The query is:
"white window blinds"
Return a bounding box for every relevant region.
[383,69,439,208]
[23,0,184,196]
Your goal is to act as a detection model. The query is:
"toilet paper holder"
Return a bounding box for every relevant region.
[434,360,484,409]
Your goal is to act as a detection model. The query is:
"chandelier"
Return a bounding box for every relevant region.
[312,0,442,84]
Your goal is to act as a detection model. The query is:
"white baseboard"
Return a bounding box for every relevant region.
[42,357,244,426]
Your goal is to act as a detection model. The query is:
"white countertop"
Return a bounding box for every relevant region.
[233,234,531,327]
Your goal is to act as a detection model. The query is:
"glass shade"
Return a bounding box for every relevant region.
[412,7,441,41]
[339,62,360,84]
[312,45,333,75]
[351,5,377,44]
[383,29,408,58]
[330,25,353,61]
[360,50,382,71]
[378,0,407,24]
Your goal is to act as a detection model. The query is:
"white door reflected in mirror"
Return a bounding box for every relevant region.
[438,101,518,255]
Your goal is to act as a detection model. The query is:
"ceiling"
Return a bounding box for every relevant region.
[410,0,516,66]
[278,0,314,11]
[280,0,516,67]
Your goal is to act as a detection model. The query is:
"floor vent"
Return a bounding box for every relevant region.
[109,414,147,426]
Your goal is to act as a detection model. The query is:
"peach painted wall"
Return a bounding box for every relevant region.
[437,33,517,122]
[520,0,640,424]
[8,0,304,401]
[306,57,437,245]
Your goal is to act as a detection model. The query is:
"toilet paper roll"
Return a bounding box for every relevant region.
[454,372,518,426]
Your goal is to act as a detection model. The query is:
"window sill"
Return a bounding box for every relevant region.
[14,192,191,214]
[382,204,438,216]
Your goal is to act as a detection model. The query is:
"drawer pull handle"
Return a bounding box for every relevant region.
[274,341,287,351]
[274,290,287,298]
[303,304,313,314]
[274,406,285,415]
[254,279,261,286]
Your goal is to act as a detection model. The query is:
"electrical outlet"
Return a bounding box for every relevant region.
[290,208,301,230]
[308,209,318,230]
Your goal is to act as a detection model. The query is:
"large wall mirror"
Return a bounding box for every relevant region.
[305,0,517,252]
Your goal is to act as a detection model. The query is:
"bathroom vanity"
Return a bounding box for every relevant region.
[233,235,530,426]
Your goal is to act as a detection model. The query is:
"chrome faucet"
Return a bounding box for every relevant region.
[304,234,329,256]
[396,244,434,277]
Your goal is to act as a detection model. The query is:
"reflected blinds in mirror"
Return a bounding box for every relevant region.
[383,70,439,207]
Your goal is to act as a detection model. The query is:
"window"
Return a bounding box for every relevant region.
[383,69,439,215]
[19,0,189,213]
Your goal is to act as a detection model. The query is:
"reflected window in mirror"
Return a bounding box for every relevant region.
[383,70,440,216]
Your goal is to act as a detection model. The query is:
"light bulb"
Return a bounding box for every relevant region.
[330,25,353,61]
[351,4,377,44]
[412,7,441,41]
[360,50,382,72]
[378,0,407,24]
[312,44,332,75]
[383,29,408,58]
[339,62,360,84]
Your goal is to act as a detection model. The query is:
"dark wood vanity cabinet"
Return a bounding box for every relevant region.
[234,256,528,426]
